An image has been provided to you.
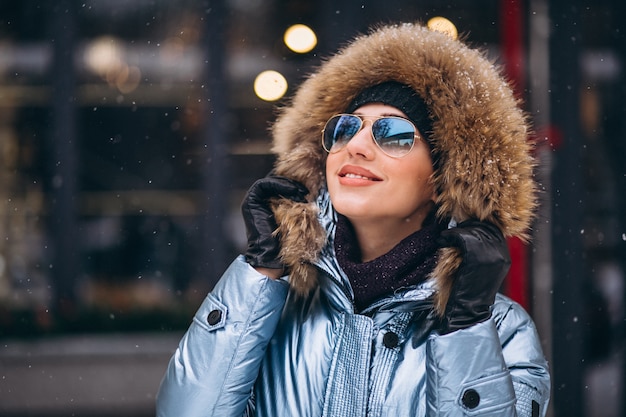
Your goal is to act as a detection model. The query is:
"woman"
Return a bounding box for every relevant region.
[157,23,550,416]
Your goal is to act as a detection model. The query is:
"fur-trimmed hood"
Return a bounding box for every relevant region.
[268,23,536,314]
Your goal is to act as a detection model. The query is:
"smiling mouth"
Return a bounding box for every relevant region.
[341,172,381,181]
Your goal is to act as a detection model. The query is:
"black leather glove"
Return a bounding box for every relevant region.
[437,220,511,334]
[241,176,308,270]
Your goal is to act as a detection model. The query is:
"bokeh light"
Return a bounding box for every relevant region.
[427,17,458,40]
[84,36,141,93]
[254,70,288,101]
[284,24,317,53]
[84,36,123,76]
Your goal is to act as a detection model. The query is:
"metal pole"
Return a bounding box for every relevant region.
[201,2,229,288]
[528,0,554,415]
[549,1,585,416]
[604,2,626,414]
[48,0,79,318]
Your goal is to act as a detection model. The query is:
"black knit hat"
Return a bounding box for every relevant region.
[346,81,434,148]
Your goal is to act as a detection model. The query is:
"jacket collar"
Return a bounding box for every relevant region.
[312,189,437,315]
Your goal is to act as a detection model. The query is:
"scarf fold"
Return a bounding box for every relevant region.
[334,214,442,312]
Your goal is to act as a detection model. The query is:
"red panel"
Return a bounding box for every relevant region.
[500,0,530,309]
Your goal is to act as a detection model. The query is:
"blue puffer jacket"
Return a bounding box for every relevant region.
[156,194,550,417]
[158,22,551,416]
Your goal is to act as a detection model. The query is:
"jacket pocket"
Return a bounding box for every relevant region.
[457,370,515,415]
[193,294,228,332]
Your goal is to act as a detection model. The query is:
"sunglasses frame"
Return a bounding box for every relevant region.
[321,113,419,158]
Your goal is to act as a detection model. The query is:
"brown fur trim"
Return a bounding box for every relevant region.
[431,247,463,316]
[269,23,537,297]
[271,199,326,295]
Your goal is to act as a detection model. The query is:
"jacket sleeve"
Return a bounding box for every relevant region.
[494,296,551,417]
[156,255,290,417]
[425,294,550,417]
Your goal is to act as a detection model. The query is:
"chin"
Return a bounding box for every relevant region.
[335,204,381,221]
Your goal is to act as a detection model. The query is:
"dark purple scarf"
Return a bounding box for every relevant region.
[334,213,442,312]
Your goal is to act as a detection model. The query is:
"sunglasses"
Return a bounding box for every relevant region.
[322,114,418,158]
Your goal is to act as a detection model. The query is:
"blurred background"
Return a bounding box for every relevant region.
[0,0,624,416]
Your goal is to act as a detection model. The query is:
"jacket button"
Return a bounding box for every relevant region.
[382,331,399,348]
[462,389,480,409]
[207,309,222,325]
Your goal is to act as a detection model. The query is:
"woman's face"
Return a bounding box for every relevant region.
[326,103,436,229]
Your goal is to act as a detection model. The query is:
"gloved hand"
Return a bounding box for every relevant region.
[437,220,511,334]
[241,175,308,270]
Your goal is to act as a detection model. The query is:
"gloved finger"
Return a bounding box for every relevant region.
[438,220,502,246]
[246,176,308,204]
[437,220,506,260]
[437,230,465,251]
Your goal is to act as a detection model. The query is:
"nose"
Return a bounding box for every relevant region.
[344,120,376,158]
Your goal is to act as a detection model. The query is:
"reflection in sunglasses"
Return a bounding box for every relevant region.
[322,114,417,157]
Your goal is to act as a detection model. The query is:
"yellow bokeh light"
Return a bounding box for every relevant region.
[284,24,317,54]
[254,70,288,101]
[84,36,123,76]
[427,17,458,40]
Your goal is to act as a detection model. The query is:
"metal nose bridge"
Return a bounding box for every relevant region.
[352,116,378,145]
[347,116,378,150]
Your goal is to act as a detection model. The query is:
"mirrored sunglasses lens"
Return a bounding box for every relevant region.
[372,118,415,156]
[323,115,361,152]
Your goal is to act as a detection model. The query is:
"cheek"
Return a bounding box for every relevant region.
[325,154,339,184]
[325,169,340,203]
[396,160,435,199]
[324,155,336,197]
[325,153,338,170]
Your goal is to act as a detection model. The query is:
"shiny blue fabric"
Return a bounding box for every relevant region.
[156,193,550,417]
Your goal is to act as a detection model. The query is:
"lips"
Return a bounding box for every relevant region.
[338,165,382,181]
